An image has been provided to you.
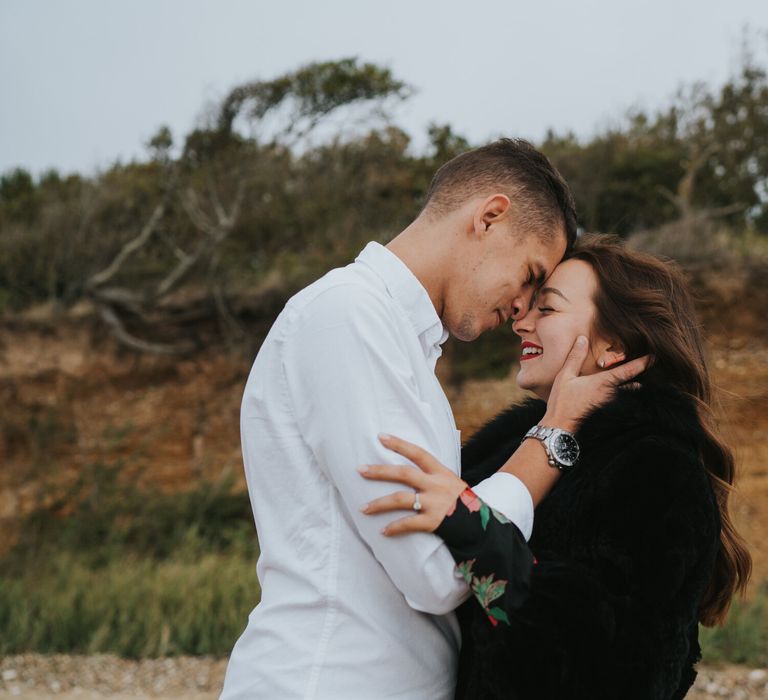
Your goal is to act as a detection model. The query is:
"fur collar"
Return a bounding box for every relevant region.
[461,380,703,481]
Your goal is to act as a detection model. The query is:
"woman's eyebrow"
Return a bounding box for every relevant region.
[540,287,570,303]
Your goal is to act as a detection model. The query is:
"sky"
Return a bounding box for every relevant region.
[2,0,768,177]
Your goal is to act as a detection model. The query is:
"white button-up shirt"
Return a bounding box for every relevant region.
[220,242,534,700]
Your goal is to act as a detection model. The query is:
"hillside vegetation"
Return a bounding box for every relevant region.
[1,54,767,662]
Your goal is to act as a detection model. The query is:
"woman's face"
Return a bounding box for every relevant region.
[513,259,616,401]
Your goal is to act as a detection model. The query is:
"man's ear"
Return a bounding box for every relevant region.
[473,194,512,236]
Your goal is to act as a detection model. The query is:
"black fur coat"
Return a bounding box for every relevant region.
[454,381,720,700]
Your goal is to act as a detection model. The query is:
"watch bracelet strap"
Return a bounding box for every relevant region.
[525,425,554,440]
[523,425,556,467]
[523,424,578,470]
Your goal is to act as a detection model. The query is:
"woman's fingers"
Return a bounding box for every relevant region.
[358,442,467,535]
[361,490,419,514]
[359,463,428,489]
[360,487,442,533]
[605,354,651,385]
[559,335,589,378]
[381,514,436,536]
[377,433,444,474]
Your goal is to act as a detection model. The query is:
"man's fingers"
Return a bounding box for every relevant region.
[604,355,651,385]
[560,335,590,378]
[377,433,442,474]
[359,463,427,489]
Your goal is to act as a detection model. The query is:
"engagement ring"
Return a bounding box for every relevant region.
[412,492,422,512]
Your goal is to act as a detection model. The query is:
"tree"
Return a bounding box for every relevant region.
[83,58,411,354]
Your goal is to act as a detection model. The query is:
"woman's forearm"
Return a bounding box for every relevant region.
[497,437,561,507]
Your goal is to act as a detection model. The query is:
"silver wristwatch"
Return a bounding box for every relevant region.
[524,425,580,471]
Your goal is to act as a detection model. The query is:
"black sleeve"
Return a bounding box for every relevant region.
[436,487,534,623]
[438,440,719,699]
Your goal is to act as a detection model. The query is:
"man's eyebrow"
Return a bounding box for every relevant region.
[540,287,570,302]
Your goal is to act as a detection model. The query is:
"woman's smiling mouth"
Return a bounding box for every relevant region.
[521,341,543,360]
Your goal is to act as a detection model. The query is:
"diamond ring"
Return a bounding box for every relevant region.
[412,492,422,512]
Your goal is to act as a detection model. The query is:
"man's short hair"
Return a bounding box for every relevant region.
[423,138,577,251]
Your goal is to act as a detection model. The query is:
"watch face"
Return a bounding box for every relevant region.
[552,432,580,466]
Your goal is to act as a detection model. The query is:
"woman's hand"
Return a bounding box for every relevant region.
[359,433,467,536]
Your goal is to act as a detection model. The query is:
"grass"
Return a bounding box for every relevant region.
[0,457,261,657]
[700,582,768,667]
[1,548,764,662]
[0,552,258,657]
[1,456,766,662]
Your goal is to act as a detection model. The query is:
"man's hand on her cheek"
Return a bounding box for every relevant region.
[543,336,651,432]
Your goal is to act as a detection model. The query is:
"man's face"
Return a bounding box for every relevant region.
[444,224,567,342]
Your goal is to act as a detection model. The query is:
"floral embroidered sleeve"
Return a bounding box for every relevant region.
[435,487,534,626]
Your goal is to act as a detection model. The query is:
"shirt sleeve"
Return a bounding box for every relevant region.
[281,284,471,615]
[472,472,534,541]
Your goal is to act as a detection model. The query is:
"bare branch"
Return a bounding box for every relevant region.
[206,245,245,340]
[154,246,201,300]
[154,181,241,300]
[181,188,218,237]
[89,286,144,313]
[87,203,165,289]
[656,185,682,211]
[96,303,195,356]
[206,174,228,224]
[700,202,746,219]
[678,142,720,209]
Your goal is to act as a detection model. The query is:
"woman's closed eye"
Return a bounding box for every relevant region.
[537,306,555,314]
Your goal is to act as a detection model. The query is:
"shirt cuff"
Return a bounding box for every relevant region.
[472,472,534,541]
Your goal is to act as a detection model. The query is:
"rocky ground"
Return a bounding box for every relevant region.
[0,655,766,699]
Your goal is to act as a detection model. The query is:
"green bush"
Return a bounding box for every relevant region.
[4,459,255,571]
[0,455,261,657]
[3,455,766,662]
[0,552,258,657]
[700,582,768,667]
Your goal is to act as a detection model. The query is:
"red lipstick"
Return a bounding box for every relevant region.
[520,340,543,361]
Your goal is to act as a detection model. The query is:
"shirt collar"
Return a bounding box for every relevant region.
[356,242,449,361]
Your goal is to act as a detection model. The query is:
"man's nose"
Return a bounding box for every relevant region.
[510,289,533,320]
[512,300,535,331]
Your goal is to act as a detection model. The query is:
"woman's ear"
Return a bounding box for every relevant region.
[599,343,626,369]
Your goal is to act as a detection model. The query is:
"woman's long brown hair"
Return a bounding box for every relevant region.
[571,234,751,626]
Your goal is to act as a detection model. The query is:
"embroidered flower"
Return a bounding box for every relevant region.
[491,507,510,525]
[472,574,506,610]
[456,559,476,584]
[487,606,510,626]
[459,488,482,513]
[456,488,510,530]
[471,574,510,626]
[454,560,511,627]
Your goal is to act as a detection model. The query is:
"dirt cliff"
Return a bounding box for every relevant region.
[1,263,766,592]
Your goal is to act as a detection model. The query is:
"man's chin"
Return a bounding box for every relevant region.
[450,322,482,342]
